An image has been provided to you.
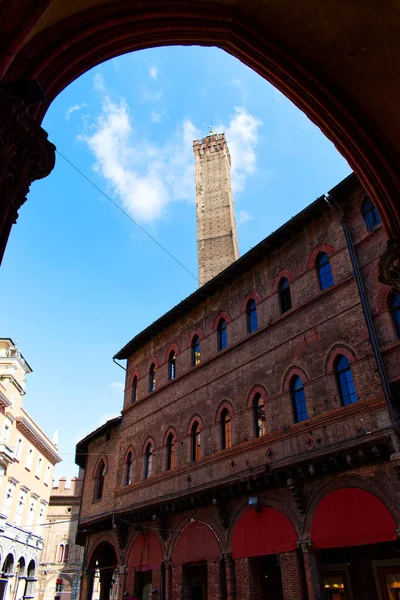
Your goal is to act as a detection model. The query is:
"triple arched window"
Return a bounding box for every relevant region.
[390,293,400,338]
[246,299,258,334]
[144,443,153,478]
[316,252,334,290]
[191,422,201,461]
[362,196,381,233]
[168,351,176,381]
[220,409,232,450]
[291,376,308,423]
[166,433,175,471]
[191,335,201,367]
[253,394,266,437]
[124,451,133,486]
[217,318,228,351]
[335,355,357,406]
[278,278,292,314]
[148,363,156,392]
[94,460,106,500]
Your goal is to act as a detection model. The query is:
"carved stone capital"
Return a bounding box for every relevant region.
[0,90,55,260]
[379,238,400,291]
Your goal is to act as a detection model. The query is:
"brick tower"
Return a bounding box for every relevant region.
[193,132,239,286]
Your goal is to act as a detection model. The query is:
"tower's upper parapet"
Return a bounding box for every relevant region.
[193,132,239,286]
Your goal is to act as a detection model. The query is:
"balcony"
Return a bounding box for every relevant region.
[0,441,15,469]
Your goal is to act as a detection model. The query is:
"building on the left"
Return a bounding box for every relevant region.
[0,338,61,600]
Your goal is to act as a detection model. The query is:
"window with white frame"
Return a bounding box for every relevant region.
[26,496,37,528]
[26,447,33,470]
[2,417,12,443]
[35,457,42,478]
[15,488,27,525]
[36,502,46,535]
[15,437,23,460]
[2,480,16,516]
[44,464,51,485]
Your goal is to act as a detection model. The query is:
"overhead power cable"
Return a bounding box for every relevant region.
[55,150,198,284]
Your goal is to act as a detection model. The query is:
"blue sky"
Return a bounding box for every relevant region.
[1,46,351,480]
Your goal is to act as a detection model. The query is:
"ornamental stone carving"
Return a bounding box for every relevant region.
[0,90,55,262]
[379,238,400,291]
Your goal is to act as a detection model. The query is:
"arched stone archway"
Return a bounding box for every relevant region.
[1,1,400,286]
[84,541,118,600]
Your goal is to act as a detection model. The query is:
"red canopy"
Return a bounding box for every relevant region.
[311,487,397,549]
[127,533,163,571]
[232,507,297,559]
[172,522,220,565]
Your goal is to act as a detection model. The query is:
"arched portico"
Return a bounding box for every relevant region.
[84,540,118,600]
[1,1,400,286]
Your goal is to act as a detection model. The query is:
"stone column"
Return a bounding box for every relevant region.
[117,566,127,600]
[171,565,182,600]
[80,570,94,600]
[151,569,162,599]
[224,553,236,600]
[301,543,324,600]
[207,560,221,600]
[279,550,306,600]
[164,561,172,600]
[99,569,113,600]
[0,91,55,265]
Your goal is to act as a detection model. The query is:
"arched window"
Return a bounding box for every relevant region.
[253,394,266,437]
[168,350,176,381]
[191,335,201,367]
[191,422,201,461]
[63,544,69,562]
[94,460,106,500]
[124,451,133,486]
[291,376,308,423]
[362,196,381,233]
[335,355,357,406]
[278,278,292,314]
[390,293,400,338]
[166,433,175,471]
[246,299,258,334]
[217,318,228,351]
[131,376,137,404]
[144,443,153,479]
[57,544,64,563]
[316,252,334,290]
[148,363,156,392]
[220,409,232,450]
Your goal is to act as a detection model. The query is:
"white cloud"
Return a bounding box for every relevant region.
[79,80,262,224]
[149,67,158,80]
[220,107,263,194]
[139,85,163,102]
[65,103,87,121]
[237,210,253,226]
[78,80,200,222]
[93,73,106,92]
[109,382,124,391]
[151,111,161,123]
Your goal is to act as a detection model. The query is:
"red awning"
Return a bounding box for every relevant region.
[127,533,163,571]
[172,522,220,565]
[232,507,298,559]
[311,487,397,549]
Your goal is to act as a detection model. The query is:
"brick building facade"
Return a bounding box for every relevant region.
[76,173,400,600]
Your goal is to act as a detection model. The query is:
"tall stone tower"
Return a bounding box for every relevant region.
[193,132,239,286]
